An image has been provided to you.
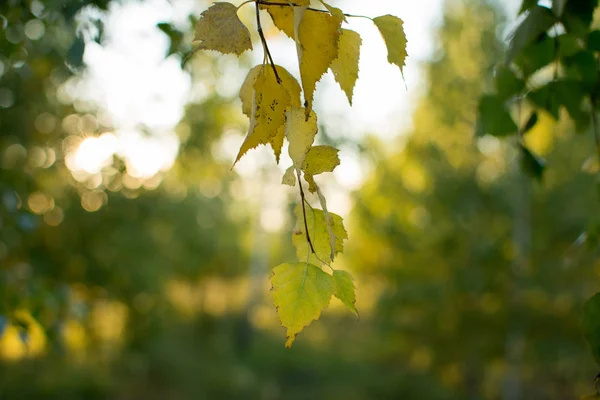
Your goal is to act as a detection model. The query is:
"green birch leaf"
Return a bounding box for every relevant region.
[271,262,335,347]
[333,270,358,317]
[292,204,347,265]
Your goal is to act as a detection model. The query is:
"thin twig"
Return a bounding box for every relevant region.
[257,0,371,20]
[255,1,281,83]
[237,0,254,10]
[296,169,317,255]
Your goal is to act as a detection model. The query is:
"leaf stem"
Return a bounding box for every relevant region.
[255,1,281,83]
[237,0,255,10]
[257,0,371,20]
[296,169,317,256]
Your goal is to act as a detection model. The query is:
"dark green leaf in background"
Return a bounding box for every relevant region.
[519,143,546,180]
[583,292,600,365]
[495,66,525,101]
[507,6,556,64]
[477,95,518,137]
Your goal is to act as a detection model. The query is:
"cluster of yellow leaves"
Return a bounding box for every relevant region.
[192,0,407,347]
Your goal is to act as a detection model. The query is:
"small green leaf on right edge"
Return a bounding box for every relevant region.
[373,15,407,77]
[333,270,359,318]
[519,144,546,181]
[271,263,335,347]
[582,292,600,365]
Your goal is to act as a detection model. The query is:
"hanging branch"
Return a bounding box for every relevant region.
[255,1,281,83]
[296,169,317,256]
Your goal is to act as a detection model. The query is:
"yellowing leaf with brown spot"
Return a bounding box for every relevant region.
[282,166,296,186]
[286,107,318,170]
[296,10,343,117]
[193,2,252,55]
[239,65,301,118]
[330,29,361,105]
[271,262,335,347]
[292,204,347,265]
[373,15,407,76]
[235,67,291,164]
[333,270,358,317]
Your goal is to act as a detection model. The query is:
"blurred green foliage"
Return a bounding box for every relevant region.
[1,0,600,399]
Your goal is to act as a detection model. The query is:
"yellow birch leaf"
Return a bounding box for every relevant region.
[373,15,408,76]
[235,67,290,164]
[302,145,340,176]
[333,270,358,317]
[271,262,335,347]
[282,166,296,186]
[261,4,295,38]
[318,0,347,23]
[330,29,361,105]
[292,204,347,265]
[297,10,343,117]
[193,2,252,56]
[286,107,318,170]
[305,173,318,193]
[314,181,337,262]
[240,65,301,118]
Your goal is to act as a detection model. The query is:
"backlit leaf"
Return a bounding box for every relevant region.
[302,145,340,192]
[193,2,252,55]
[373,15,408,77]
[333,270,358,317]
[239,65,301,118]
[330,29,362,105]
[302,145,340,176]
[319,0,347,23]
[282,166,296,186]
[292,204,347,265]
[262,4,295,38]
[271,262,335,347]
[296,9,343,117]
[286,107,318,170]
[235,67,292,164]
